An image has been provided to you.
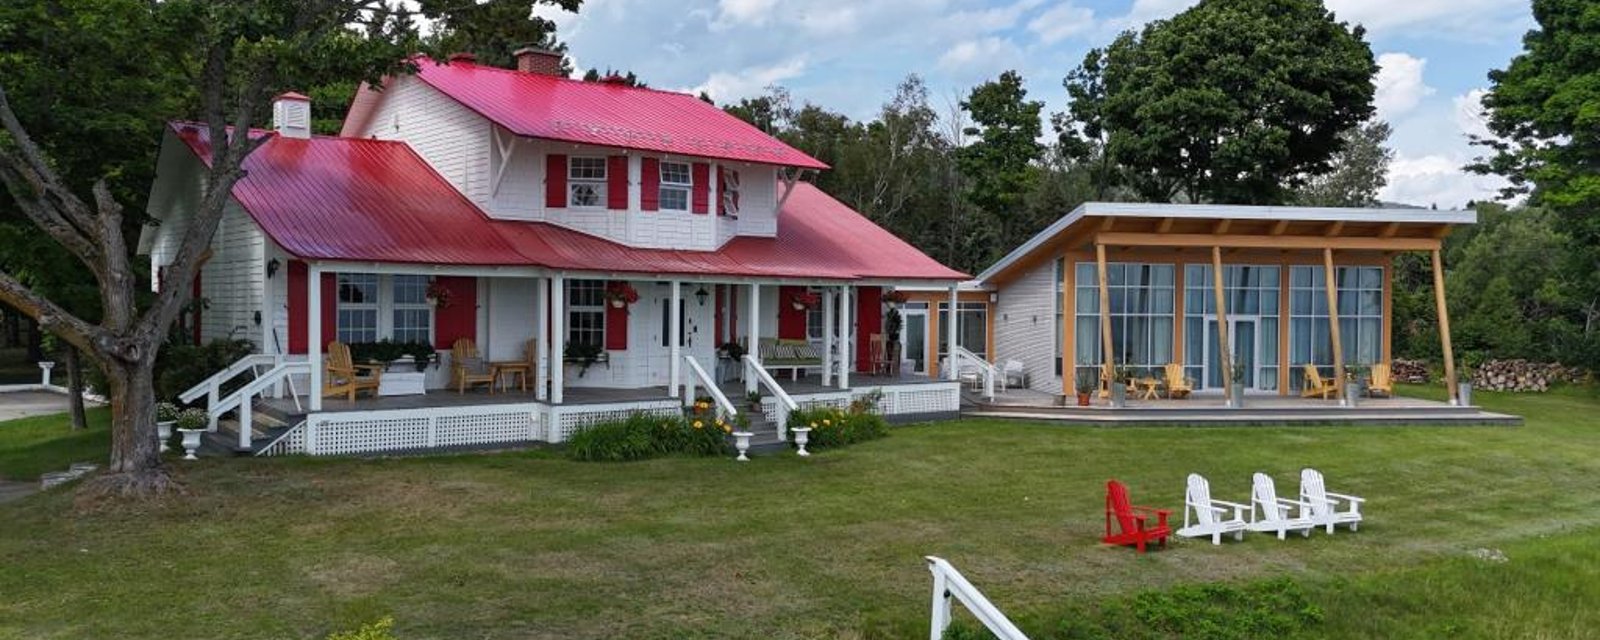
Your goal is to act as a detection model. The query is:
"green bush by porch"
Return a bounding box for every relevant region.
[564,411,731,462]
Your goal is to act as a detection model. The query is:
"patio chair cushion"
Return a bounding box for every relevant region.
[760,338,822,366]
[457,355,490,375]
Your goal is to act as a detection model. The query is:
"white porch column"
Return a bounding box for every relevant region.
[669,280,682,398]
[308,263,324,412]
[946,285,959,381]
[534,276,549,401]
[550,274,565,405]
[838,285,851,389]
[746,283,761,396]
[821,287,835,387]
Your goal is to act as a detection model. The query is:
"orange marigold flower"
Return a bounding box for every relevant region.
[693,420,704,429]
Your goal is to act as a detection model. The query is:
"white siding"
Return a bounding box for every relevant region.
[196,202,267,344]
[357,75,491,207]
[994,258,1060,392]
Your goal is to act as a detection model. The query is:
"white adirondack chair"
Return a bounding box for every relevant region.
[1300,468,1365,533]
[1247,473,1316,539]
[1177,473,1249,545]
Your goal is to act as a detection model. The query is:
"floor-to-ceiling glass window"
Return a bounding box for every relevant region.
[1074,262,1175,384]
[1184,265,1280,391]
[1288,265,1383,391]
[937,301,988,362]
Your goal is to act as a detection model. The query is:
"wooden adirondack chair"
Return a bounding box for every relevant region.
[869,333,892,376]
[324,341,382,401]
[1246,472,1316,540]
[1301,364,1339,399]
[450,338,496,394]
[1176,473,1249,545]
[1103,479,1171,553]
[1300,468,1365,534]
[1368,363,1393,397]
[1164,363,1193,399]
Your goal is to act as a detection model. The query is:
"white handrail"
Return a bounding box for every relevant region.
[179,353,276,404]
[743,354,797,441]
[682,356,738,421]
[210,362,310,451]
[925,556,1030,640]
[953,346,998,399]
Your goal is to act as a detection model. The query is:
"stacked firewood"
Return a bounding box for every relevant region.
[1470,359,1588,392]
[1392,359,1431,384]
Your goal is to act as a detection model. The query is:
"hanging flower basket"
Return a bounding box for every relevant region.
[883,290,909,308]
[425,279,453,309]
[789,290,821,311]
[605,282,640,308]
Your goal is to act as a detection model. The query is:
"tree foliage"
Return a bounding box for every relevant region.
[958,71,1044,264]
[1295,120,1393,207]
[1059,0,1376,204]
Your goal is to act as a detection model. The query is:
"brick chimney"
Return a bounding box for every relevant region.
[272,92,311,139]
[513,47,564,77]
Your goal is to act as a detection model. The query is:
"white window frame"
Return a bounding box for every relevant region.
[390,275,434,345]
[566,279,607,350]
[336,274,380,345]
[659,160,691,212]
[568,156,607,209]
[334,273,437,345]
[806,288,825,341]
[719,167,740,217]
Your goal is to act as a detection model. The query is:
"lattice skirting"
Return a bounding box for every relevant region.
[549,401,682,443]
[781,383,961,417]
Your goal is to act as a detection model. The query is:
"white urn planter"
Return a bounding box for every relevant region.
[178,429,205,461]
[792,427,812,457]
[732,431,753,462]
[156,421,174,453]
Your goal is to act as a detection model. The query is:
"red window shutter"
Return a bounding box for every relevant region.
[546,154,568,208]
[640,157,660,211]
[607,155,628,210]
[777,286,807,340]
[713,285,724,345]
[319,271,337,353]
[691,162,711,214]
[854,286,883,372]
[432,276,477,349]
[604,281,629,350]
[287,261,307,353]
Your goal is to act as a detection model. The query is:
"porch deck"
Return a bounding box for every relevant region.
[963,388,1520,426]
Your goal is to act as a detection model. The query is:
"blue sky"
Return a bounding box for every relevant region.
[535,0,1536,209]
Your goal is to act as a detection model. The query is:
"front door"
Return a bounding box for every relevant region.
[1205,317,1258,390]
[900,306,928,374]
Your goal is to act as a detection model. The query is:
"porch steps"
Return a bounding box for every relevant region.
[731,409,790,455]
[201,408,293,456]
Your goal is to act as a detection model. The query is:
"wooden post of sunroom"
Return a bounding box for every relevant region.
[1432,249,1459,404]
[669,280,682,399]
[1211,246,1233,401]
[308,263,323,412]
[947,284,959,381]
[1095,243,1114,395]
[1323,248,1345,398]
[550,273,565,405]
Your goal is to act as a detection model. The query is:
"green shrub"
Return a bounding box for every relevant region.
[153,337,255,402]
[326,617,396,640]
[565,411,732,462]
[789,405,888,450]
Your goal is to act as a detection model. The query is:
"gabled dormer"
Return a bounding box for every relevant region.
[341,52,825,251]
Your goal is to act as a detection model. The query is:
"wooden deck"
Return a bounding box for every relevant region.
[962,387,1520,426]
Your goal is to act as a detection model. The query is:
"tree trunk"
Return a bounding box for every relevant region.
[83,359,177,496]
[65,347,86,431]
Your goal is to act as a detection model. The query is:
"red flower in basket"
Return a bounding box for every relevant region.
[883,290,909,306]
[425,279,454,309]
[605,282,640,308]
[789,290,821,311]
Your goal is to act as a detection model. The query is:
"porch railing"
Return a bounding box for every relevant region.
[925,556,1030,640]
[743,354,798,441]
[210,361,311,451]
[682,355,738,421]
[953,346,999,400]
[178,353,287,430]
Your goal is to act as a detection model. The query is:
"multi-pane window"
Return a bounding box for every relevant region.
[1054,257,1065,376]
[567,279,606,350]
[1184,265,1280,391]
[391,275,432,344]
[807,288,826,341]
[568,157,606,208]
[719,168,741,216]
[336,274,379,344]
[659,161,691,211]
[1290,266,1382,390]
[1074,263,1175,383]
[937,301,988,361]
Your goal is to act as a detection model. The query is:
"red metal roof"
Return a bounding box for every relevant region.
[406,57,828,170]
[168,122,965,282]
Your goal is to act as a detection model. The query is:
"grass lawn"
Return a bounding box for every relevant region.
[0,407,110,482]
[1,385,1597,639]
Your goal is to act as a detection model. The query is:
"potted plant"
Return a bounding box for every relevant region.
[1108,363,1131,408]
[1074,375,1095,407]
[746,390,763,412]
[564,341,604,377]
[403,341,436,372]
[721,340,747,362]
[175,408,209,460]
[604,282,639,309]
[882,290,908,309]
[424,279,454,308]
[155,402,180,453]
[1227,362,1247,408]
[1457,360,1475,407]
[788,290,820,311]
[1345,364,1369,406]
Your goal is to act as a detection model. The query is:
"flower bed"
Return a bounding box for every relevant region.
[789,404,888,451]
[566,411,732,462]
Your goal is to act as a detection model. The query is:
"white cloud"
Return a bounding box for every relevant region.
[714,0,779,28]
[689,56,808,103]
[1374,53,1435,120]
[1380,154,1502,209]
[1453,88,1494,141]
[1326,0,1529,40]
[1100,0,1198,34]
[1028,4,1096,44]
[945,0,1046,33]
[937,37,1025,77]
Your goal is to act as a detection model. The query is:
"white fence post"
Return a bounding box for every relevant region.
[305,418,319,455]
[924,556,1030,640]
[929,564,952,640]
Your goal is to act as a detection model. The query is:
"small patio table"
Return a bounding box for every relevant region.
[491,361,532,393]
[1135,377,1162,400]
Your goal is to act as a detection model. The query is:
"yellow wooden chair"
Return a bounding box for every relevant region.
[450,338,496,394]
[324,341,382,401]
[869,333,893,376]
[1164,363,1194,399]
[1368,363,1393,397]
[1301,364,1339,399]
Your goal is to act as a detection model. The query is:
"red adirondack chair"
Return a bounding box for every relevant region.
[1104,479,1172,553]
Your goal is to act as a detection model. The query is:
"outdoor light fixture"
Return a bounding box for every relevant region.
[266,258,280,279]
[695,286,709,307]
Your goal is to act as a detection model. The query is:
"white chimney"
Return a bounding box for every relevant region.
[272,92,312,139]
